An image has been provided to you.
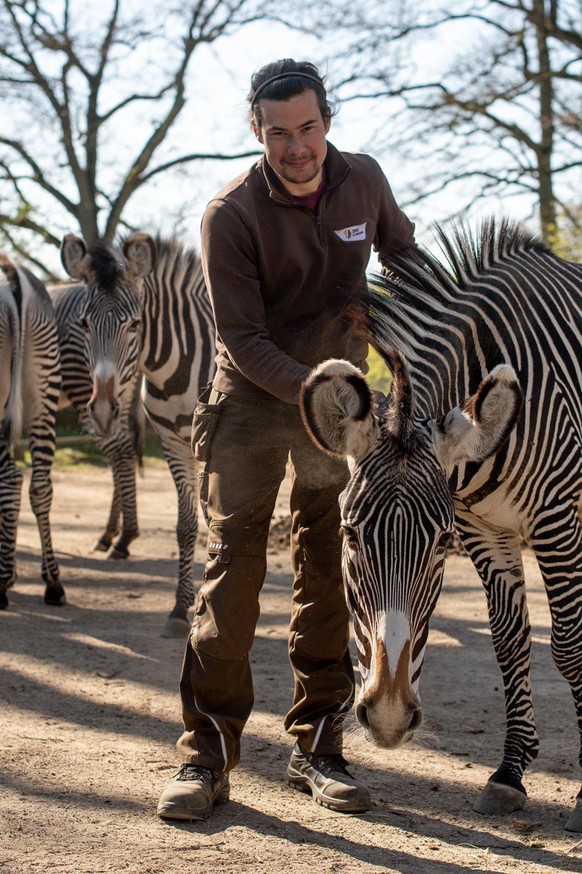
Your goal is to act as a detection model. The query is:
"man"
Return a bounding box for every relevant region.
[157,58,415,821]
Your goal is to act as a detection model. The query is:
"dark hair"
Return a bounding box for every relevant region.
[248,59,334,128]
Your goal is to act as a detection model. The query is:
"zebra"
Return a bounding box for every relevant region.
[49,279,145,560]
[59,232,216,638]
[299,218,582,830]
[0,254,66,609]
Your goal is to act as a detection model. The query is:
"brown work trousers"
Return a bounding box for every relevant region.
[176,392,354,773]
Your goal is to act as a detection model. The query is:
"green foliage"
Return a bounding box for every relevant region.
[16,409,165,470]
[366,346,392,395]
[52,444,110,469]
[18,354,395,470]
[546,207,582,260]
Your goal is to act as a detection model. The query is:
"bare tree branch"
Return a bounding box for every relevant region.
[325,0,581,242]
[0,0,305,260]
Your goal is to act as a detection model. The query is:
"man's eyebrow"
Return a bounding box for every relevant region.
[267,117,319,132]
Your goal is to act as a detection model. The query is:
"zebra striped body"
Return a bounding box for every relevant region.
[49,280,144,559]
[300,219,582,829]
[0,255,65,608]
[60,233,216,637]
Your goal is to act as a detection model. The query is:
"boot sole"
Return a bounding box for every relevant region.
[287,774,370,813]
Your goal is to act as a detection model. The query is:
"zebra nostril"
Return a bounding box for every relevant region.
[356,702,370,729]
[409,706,423,733]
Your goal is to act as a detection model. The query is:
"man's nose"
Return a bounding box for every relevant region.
[286,135,302,154]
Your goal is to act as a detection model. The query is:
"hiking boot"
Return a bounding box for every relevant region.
[287,742,371,812]
[157,764,230,820]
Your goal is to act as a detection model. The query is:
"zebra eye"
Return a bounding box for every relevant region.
[80,316,89,332]
[438,531,453,550]
[128,319,141,334]
[342,526,359,550]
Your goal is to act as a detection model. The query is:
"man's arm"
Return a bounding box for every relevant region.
[201,200,310,404]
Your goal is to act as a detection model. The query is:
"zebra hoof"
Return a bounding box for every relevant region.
[44,585,67,607]
[0,591,8,610]
[161,616,191,638]
[108,546,129,560]
[564,800,582,832]
[473,780,526,815]
[94,538,111,553]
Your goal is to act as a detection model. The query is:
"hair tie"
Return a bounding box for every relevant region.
[250,72,324,108]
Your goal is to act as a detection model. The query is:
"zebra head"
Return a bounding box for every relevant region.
[60,233,156,437]
[300,354,522,750]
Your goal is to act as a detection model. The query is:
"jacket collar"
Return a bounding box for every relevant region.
[260,141,351,203]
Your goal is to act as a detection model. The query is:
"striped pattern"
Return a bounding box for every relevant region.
[341,433,452,689]
[49,279,144,558]
[0,255,65,608]
[347,218,581,812]
[61,235,215,636]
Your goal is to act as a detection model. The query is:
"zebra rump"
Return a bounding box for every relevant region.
[0,255,65,609]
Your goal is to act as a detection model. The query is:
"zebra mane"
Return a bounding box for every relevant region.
[152,233,196,259]
[87,241,126,293]
[434,216,550,287]
[119,232,201,279]
[381,350,418,453]
[362,217,551,367]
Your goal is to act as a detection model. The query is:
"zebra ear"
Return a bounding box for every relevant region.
[300,359,380,461]
[431,364,523,473]
[61,233,89,280]
[122,233,156,280]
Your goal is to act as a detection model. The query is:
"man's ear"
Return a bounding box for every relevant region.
[324,113,331,135]
[251,119,263,143]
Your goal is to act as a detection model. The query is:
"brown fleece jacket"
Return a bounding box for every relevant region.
[201,141,415,404]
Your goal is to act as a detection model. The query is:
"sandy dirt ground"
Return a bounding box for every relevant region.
[2,459,582,874]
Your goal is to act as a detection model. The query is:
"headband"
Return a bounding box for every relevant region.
[250,72,324,108]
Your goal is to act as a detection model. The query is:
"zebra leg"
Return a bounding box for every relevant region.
[531,509,582,832]
[96,430,140,559]
[159,433,199,638]
[93,475,122,552]
[455,508,538,815]
[27,426,66,606]
[0,444,24,609]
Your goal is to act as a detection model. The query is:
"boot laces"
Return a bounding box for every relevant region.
[175,764,214,783]
[310,753,353,778]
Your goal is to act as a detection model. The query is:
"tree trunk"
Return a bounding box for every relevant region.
[534,0,557,241]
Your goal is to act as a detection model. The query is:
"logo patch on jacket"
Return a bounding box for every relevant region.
[334,222,367,242]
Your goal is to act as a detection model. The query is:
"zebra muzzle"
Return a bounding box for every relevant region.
[87,373,121,436]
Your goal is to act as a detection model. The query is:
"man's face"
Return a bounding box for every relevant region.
[252,89,331,196]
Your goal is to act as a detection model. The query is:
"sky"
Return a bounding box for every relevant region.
[10,3,571,275]
[120,9,553,271]
[122,18,467,266]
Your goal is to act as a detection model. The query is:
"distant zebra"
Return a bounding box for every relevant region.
[60,233,216,637]
[0,255,65,609]
[300,219,582,829]
[49,280,145,559]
